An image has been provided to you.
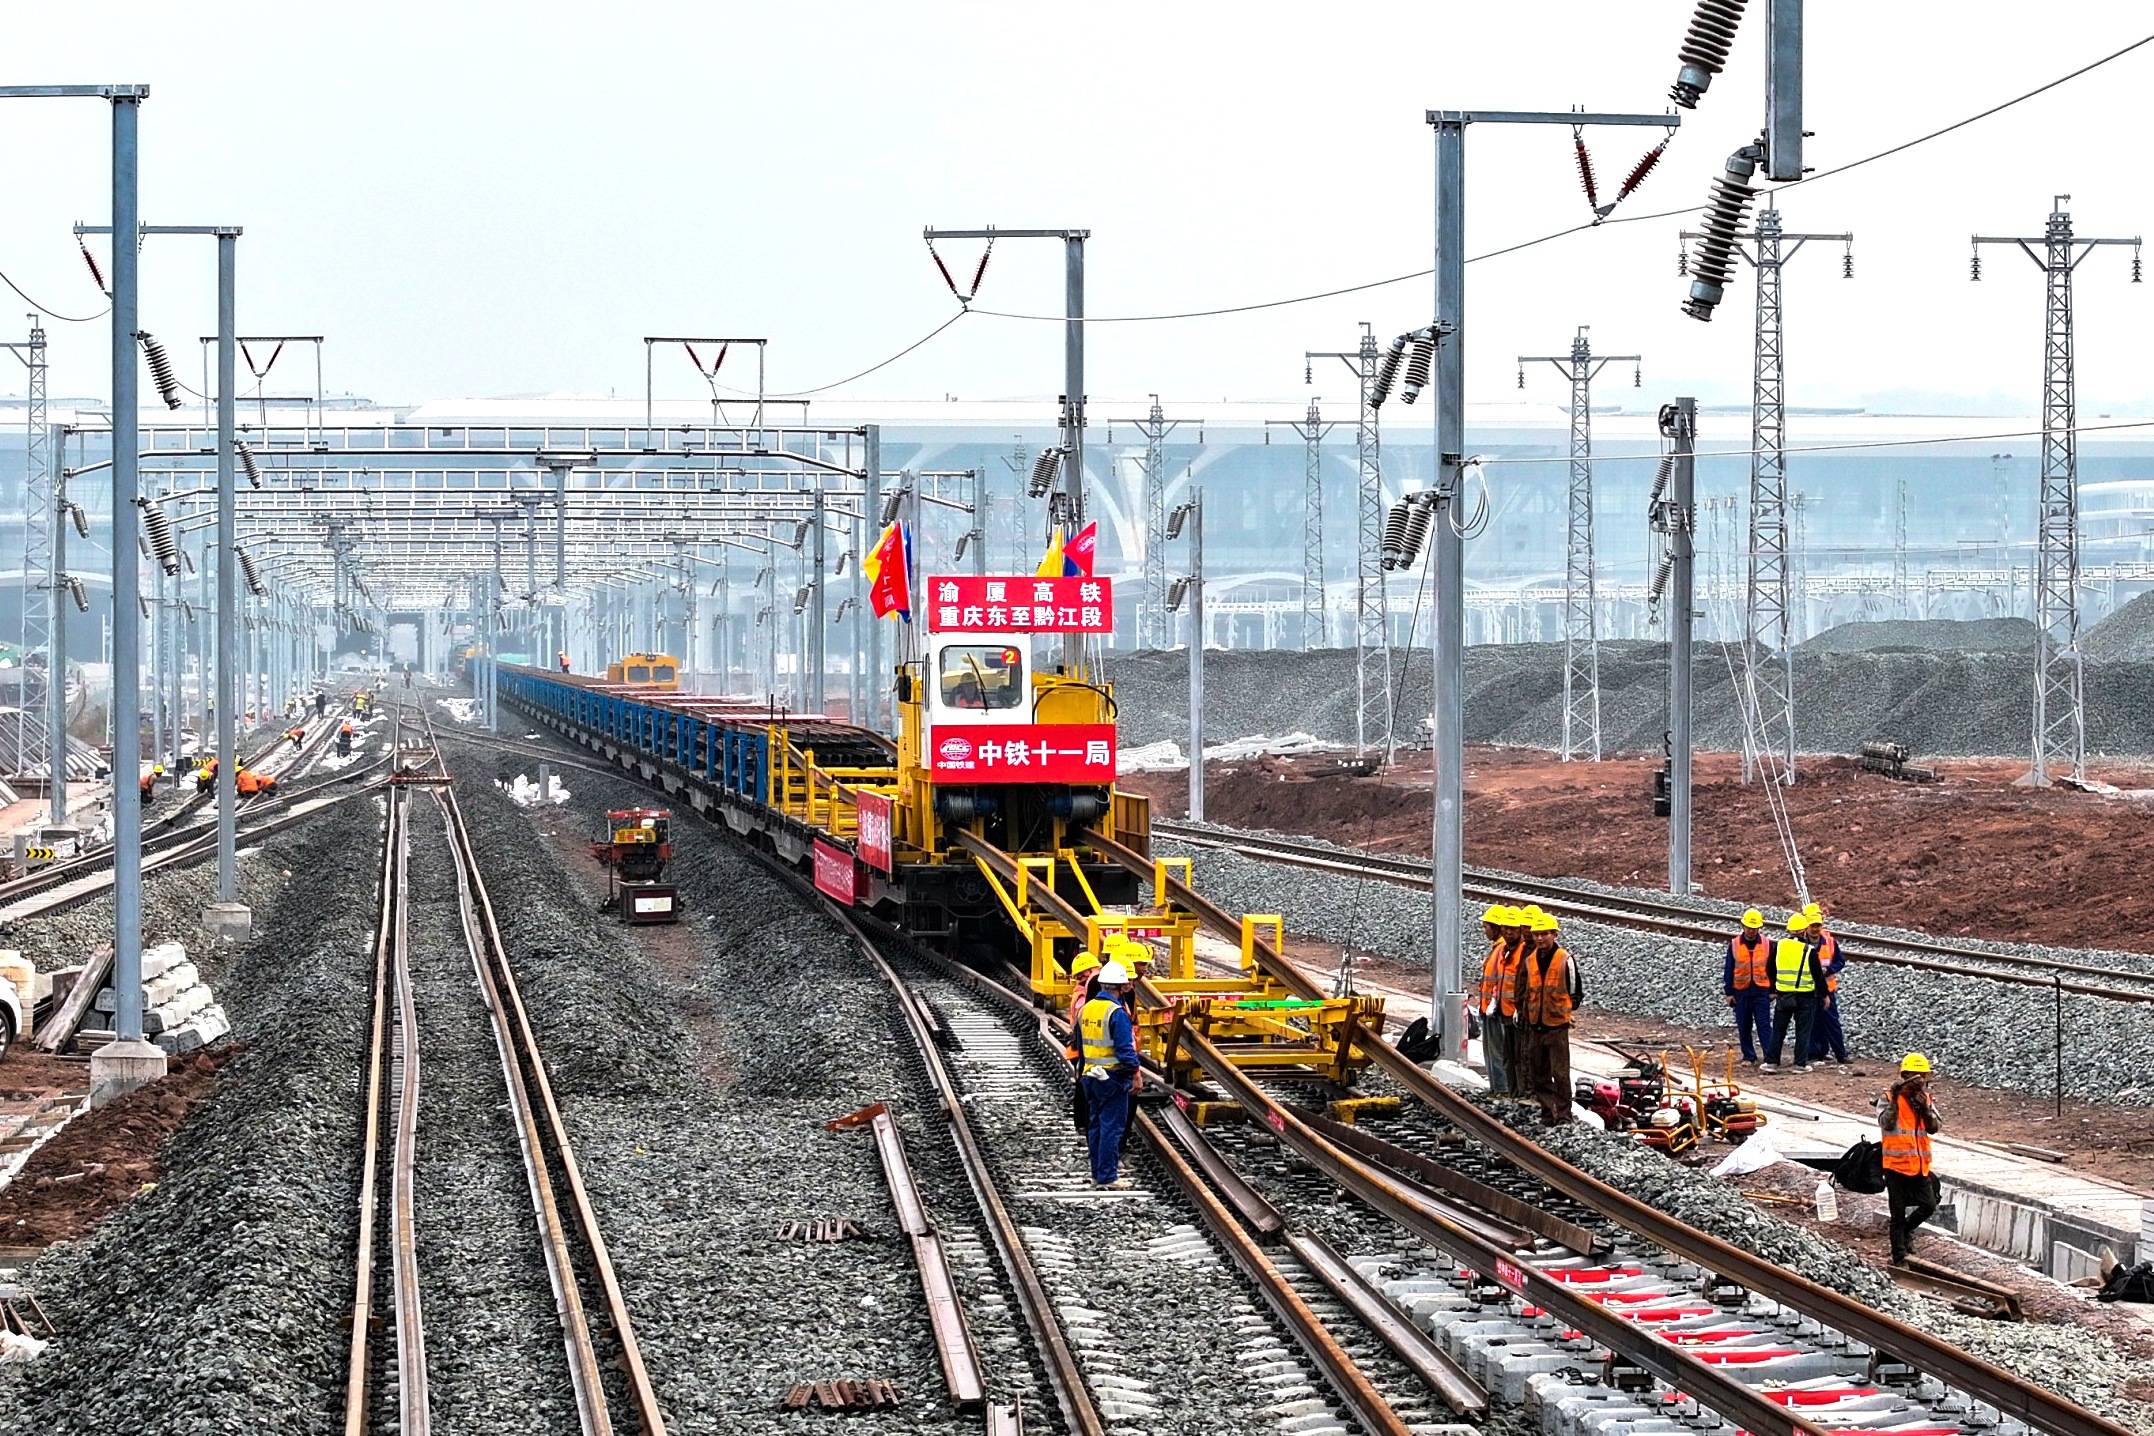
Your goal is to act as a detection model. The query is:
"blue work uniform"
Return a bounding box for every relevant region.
[1722,930,1775,1063]
[1808,935,1850,1062]
[1078,993,1140,1185]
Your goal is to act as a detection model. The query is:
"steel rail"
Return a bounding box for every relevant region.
[846,911,1106,1436]
[1093,830,2137,1436]
[386,771,430,1433]
[435,770,668,1436]
[860,1105,988,1412]
[340,772,403,1435]
[1147,819,2154,1003]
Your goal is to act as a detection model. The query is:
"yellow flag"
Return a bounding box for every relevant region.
[1035,526,1065,578]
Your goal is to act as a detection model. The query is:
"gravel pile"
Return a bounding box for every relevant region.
[1493,1110,2154,1430]
[2085,588,2154,662]
[1797,617,2038,654]
[1109,642,2154,757]
[0,794,385,1435]
[447,759,991,1436]
[1156,832,2154,1106]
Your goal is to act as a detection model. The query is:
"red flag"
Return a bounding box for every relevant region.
[1064,521,1098,577]
[864,521,912,620]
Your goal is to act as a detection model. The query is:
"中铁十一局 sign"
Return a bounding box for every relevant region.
[925,575,1113,634]
[927,724,1116,784]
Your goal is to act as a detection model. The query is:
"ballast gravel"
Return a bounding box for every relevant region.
[0,794,385,1436]
[1156,830,2154,1106]
[447,758,990,1436]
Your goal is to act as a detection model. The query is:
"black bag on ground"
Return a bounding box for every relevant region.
[2099,1260,2154,1304]
[1832,1138,1887,1195]
[1397,1016,1441,1063]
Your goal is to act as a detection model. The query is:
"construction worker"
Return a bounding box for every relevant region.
[1510,909,1581,1125]
[286,724,305,749]
[1476,904,1521,1095]
[1805,901,1851,1065]
[1077,960,1141,1189]
[1063,950,1102,1134]
[139,763,165,805]
[1761,913,1825,1073]
[314,690,327,718]
[558,650,572,675]
[195,756,218,794]
[1880,1053,1944,1264]
[337,719,354,757]
[1722,909,1774,1065]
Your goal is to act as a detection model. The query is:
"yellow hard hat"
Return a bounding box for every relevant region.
[1741,908,1763,930]
[1802,901,1823,921]
[1530,909,1560,933]
[1519,904,1546,926]
[1900,1052,1932,1073]
[1069,951,1101,978]
[1480,902,1508,924]
[153,764,165,775]
[1786,913,1810,933]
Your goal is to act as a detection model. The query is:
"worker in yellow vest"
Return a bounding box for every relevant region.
[1879,1053,1944,1263]
[1760,913,1825,1074]
[1509,909,1582,1125]
[1076,960,1141,1188]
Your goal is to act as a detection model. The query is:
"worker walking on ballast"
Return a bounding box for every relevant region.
[1761,913,1825,1074]
[1510,909,1582,1125]
[1723,909,1774,1065]
[1805,900,1852,1065]
[1077,960,1141,1188]
[1880,1053,1944,1263]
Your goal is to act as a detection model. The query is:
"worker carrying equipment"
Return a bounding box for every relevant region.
[1880,1053,1944,1263]
[1078,960,1140,1188]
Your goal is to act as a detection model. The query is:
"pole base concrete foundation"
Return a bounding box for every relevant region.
[89,1038,169,1107]
[202,901,253,944]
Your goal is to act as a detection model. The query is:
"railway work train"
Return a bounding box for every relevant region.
[495,572,1386,1083]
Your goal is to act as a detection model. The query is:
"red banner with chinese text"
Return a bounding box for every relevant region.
[925,575,1113,634]
[855,791,894,874]
[928,723,1116,784]
[813,839,858,905]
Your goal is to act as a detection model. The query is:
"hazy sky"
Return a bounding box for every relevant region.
[5,4,2152,420]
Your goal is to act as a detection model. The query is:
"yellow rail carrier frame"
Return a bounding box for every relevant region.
[754,625,1384,1084]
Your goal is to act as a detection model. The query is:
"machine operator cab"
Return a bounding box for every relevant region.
[931,641,1026,721]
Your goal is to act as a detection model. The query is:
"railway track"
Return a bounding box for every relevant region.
[1149,818,2154,1004]
[344,709,666,1436]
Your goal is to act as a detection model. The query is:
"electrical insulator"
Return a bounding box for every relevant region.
[69,502,90,539]
[1843,249,1855,280]
[2134,246,2144,283]
[1047,491,1071,528]
[1677,242,1688,277]
[1681,146,1760,321]
[1028,448,1060,498]
[1970,252,1982,282]
[1669,0,1749,109]
[1371,334,1408,409]
[237,440,263,490]
[1650,454,1673,510]
[793,585,811,615]
[1396,501,1435,570]
[137,332,184,410]
[79,238,108,297]
[1649,552,1675,604]
[136,498,180,576]
[1381,499,1414,569]
[238,547,266,597]
[181,548,195,575]
[1516,367,1525,390]
[1573,133,1601,216]
[1398,331,1436,405]
[1303,361,1313,385]
[1613,137,1669,208]
[1634,365,1643,389]
[68,576,89,613]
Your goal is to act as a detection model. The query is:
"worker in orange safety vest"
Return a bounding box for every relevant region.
[1509,909,1582,1125]
[1804,900,1852,1065]
[1722,908,1774,1065]
[1879,1052,1944,1263]
[1476,904,1526,1095]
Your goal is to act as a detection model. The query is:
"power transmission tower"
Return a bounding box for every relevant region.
[1518,326,1639,761]
[1268,400,1338,649]
[3,319,48,782]
[1113,396,1185,649]
[1308,326,1388,755]
[1971,197,2142,786]
[1790,491,1812,641]
[1892,476,1910,616]
[1683,203,1853,784]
